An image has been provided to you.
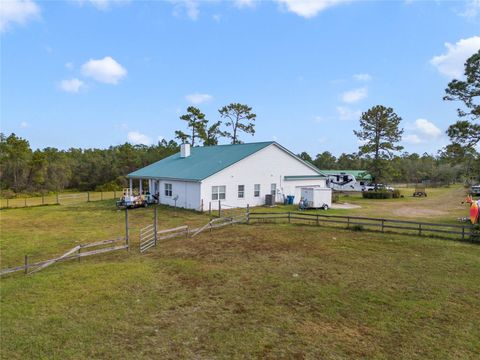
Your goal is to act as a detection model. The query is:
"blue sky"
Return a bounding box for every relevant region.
[1,0,479,157]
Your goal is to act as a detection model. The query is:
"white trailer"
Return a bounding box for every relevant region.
[326,173,365,192]
[300,187,332,210]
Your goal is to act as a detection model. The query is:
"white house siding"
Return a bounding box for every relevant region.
[156,179,201,210]
[201,144,325,209]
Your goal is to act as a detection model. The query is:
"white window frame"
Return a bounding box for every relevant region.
[212,185,226,201]
[238,185,245,199]
[254,184,260,197]
[271,183,276,196]
[164,183,172,197]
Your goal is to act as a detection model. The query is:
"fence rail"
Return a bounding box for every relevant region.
[0,191,120,209]
[248,211,477,242]
[0,237,128,277]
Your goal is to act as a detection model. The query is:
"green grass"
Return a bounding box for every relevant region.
[1,198,480,359]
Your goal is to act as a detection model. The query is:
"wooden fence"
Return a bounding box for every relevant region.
[0,237,128,277]
[247,211,478,242]
[0,191,119,209]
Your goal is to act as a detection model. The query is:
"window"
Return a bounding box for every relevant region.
[238,185,245,198]
[254,184,260,197]
[212,186,226,201]
[271,183,276,196]
[164,183,172,197]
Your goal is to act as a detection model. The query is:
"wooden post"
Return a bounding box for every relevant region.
[125,208,129,250]
[24,255,28,275]
[381,219,385,233]
[209,202,212,216]
[24,198,27,207]
[56,193,59,204]
[462,226,465,241]
[87,192,90,202]
[154,206,158,246]
[288,212,291,223]
[347,217,350,229]
[246,204,250,224]
[418,223,422,236]
[316,214,319,226]
[78,247,81,262]
[218,200,221,217]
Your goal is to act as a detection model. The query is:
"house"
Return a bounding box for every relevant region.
[320,170,372,192]
[127,141,328,210]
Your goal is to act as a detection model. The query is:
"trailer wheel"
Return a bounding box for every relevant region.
[322,204,329,210]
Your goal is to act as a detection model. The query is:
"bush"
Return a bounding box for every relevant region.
[362,191,393,199]
[332,194,339,203]
[350,224,364,232]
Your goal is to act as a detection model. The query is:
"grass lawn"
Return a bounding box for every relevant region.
[1,196,479,359]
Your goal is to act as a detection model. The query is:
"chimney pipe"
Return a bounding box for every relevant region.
[180,143,191,158]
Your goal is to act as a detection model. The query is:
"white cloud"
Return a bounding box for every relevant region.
[75,0,129,11]
[275,0,350,18]
[65,62,74,70]
[413,118,441,138]
[458,0,480,19]
[59,78,86,93]
[172,0,200,20]
[430,36,480,78]
[127,131,152,145]
[404,118,442,145]
[185,93,213,105]
[0,0,40,33]
[234,0,256,8]
[404,134,422,144]
[341,87,368,103]
[81,56,127,84]
[212,14,221,22]
[353,73,372,81]
[20,121,28,128]
[337,106,361,121]
[313,115,325,123]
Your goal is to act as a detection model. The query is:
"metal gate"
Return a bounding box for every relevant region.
[139,224,156,253]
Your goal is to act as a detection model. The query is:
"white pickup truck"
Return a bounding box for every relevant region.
[362,183,394,192]
[471,184,480,196]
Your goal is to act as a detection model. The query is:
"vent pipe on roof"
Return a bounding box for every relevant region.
[180,143,191,158]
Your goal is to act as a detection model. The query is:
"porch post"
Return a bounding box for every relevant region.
[129,178,133,194]
[139,178,143,194]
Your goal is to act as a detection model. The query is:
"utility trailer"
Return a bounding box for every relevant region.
[299,187,332,210]
[413,184,427,197]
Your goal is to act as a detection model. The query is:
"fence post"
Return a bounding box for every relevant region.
[381,219,385,233]
[24,198,27,207]
[209,202,212,216]
[24,255,28,275]
[418,223,422,236]
[316,214,319,226]
[288,212,291,223]
[125,208,129,251]
[56,193,59,204]
[87,192,90,202]
[246,204,250,224]
[347,217,350,229]
[154,206,158,246]
[201,199,204,212]
[218,200,221,217]
[462,226,465,241]
[78,247,81,262]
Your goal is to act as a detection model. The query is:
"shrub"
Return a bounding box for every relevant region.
[362,191,393,199]
[392,189,401,198]
[350,224,364,232]
[332,194,339,203]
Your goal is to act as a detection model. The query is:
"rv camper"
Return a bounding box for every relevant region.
[321,170,371,192]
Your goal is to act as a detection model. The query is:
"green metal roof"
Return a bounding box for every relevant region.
[128,142,275,181]
[284,175,325,180]
[319,170,372,181]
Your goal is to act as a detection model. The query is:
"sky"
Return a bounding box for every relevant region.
[1,0,479,157]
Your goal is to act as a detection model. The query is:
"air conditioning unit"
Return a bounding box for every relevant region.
[265,194,274,206]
